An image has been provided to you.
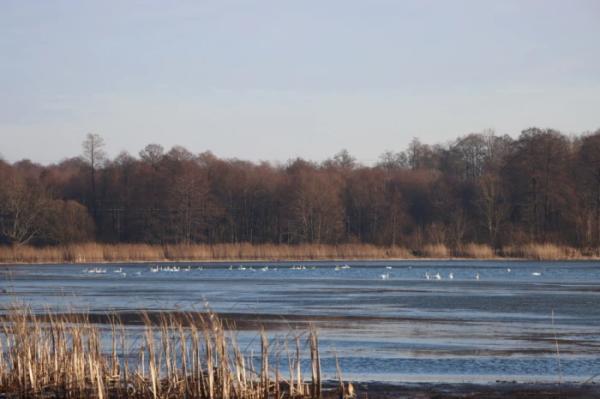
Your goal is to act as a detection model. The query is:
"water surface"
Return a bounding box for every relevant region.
[1,260,599,383]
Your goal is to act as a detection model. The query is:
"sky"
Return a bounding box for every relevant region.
[1,0,599,165]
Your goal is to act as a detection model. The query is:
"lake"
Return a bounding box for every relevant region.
[1,260,600,383]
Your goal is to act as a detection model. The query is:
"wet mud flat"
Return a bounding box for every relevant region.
[28,310,427,330]
[333,382,600,399]
[1,382,597,399]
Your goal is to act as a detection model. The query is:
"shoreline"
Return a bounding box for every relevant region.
[1,242,599,265]
[1,256,599,265]
[339,382,600,399]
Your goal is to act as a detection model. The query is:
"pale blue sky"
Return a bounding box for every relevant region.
[1,0,599,164]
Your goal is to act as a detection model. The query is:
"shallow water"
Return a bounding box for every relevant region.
[1,260,600,383]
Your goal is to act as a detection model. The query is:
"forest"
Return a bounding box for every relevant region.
[1,127,600,254]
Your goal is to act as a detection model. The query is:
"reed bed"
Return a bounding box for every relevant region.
[418,243,450,258]
[0,243,415,264]
[454,243,496,259]
[1,242,598,264]
[501,243,583,260]
[0,306,348,398]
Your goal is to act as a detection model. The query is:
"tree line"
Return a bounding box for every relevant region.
[1,127,600,249]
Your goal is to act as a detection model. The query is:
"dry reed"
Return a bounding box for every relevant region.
[419,243,450,258]
[455,243,495,259]
[0,243,415,264]
[0,306,331,399]
[1,242,598,264]
[502,243,582,260]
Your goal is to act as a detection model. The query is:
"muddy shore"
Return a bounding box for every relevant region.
[323,381,600,398]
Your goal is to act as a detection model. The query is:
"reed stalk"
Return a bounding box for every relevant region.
[0,306,331,398]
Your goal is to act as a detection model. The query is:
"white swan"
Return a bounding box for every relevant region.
[87,267,107,274]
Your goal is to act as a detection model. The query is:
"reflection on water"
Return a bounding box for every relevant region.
[1,260,600,382]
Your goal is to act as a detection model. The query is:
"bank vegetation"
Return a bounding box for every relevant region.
[2,128,600,261]
[0,242,598,264]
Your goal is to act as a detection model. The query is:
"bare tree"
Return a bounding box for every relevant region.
[81,133,106,219]
[3,127,598,249]
[0,165,49,245]
[477,173,508,246]
[574,131,600,245]
[167,163,212,244]
[139,143,165,168]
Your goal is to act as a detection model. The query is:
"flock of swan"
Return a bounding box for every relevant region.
[82,264,544,280]
[423,271,474,281]
[149,265,195,272]
[416,268,541,281]
[84,267,142,277]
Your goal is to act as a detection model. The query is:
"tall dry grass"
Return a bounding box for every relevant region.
[0,242,598,264]
[419,243,450,258]
[455,243,496,259]
[502,243,582,260]
[0,306,346,399]
[0,243,415,264]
